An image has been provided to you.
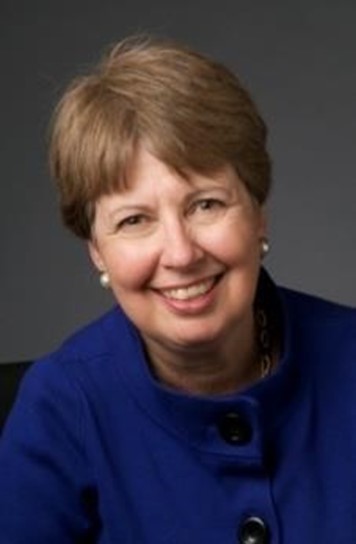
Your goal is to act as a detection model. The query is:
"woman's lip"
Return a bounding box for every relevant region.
[151,274,223,313]
[154,274,222,301]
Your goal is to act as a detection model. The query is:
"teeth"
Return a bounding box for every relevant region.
[162,279,214,301]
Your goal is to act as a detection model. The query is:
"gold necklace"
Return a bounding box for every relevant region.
[255,308,273,379]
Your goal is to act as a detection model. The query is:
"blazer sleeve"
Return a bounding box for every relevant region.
[0,357,98,543]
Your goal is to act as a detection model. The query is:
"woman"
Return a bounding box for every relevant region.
[1,36,355,543]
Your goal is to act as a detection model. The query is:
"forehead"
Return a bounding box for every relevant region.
[120,145,239,193]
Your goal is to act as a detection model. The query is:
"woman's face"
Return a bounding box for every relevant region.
[89,146,266,355]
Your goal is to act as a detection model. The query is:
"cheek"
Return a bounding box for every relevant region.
[201,218,261,266]
[108,244,157,291]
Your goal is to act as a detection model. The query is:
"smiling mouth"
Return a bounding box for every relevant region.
[158,275,222,301]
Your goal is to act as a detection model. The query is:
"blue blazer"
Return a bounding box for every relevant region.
[1,272,356,543]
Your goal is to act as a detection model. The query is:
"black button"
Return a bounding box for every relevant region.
[238,516,269,544]
[218,412,252,445]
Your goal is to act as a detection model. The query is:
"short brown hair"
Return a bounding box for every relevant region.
[49,35,272,239]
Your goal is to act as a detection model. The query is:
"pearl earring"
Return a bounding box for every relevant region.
[260,238,270,259]
[99,272,110,289]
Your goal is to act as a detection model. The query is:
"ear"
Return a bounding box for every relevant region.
[88,240,105,273]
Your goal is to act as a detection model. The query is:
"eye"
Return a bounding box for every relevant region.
[116,214,148,232]
[192,198,225,213]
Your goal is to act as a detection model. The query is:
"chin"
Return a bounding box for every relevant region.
[159,321,233,353]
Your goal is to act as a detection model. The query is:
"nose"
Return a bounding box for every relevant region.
[160,219,204,269]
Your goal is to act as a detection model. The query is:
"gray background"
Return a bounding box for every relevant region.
[1,0,355,362]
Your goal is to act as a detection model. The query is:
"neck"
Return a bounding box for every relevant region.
[143,311,260,396]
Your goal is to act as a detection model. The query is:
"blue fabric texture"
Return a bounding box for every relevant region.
[1,271,356,543]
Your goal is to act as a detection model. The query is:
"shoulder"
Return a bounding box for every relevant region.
[19,305,140,404]
[56,305,128,361]
[260,269,356,347]
[4,305,141,436]
[279,285,356,327]
[277,284,356,365]
[40,304,139,371]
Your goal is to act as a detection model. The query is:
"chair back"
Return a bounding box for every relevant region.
[0,361,32,432]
